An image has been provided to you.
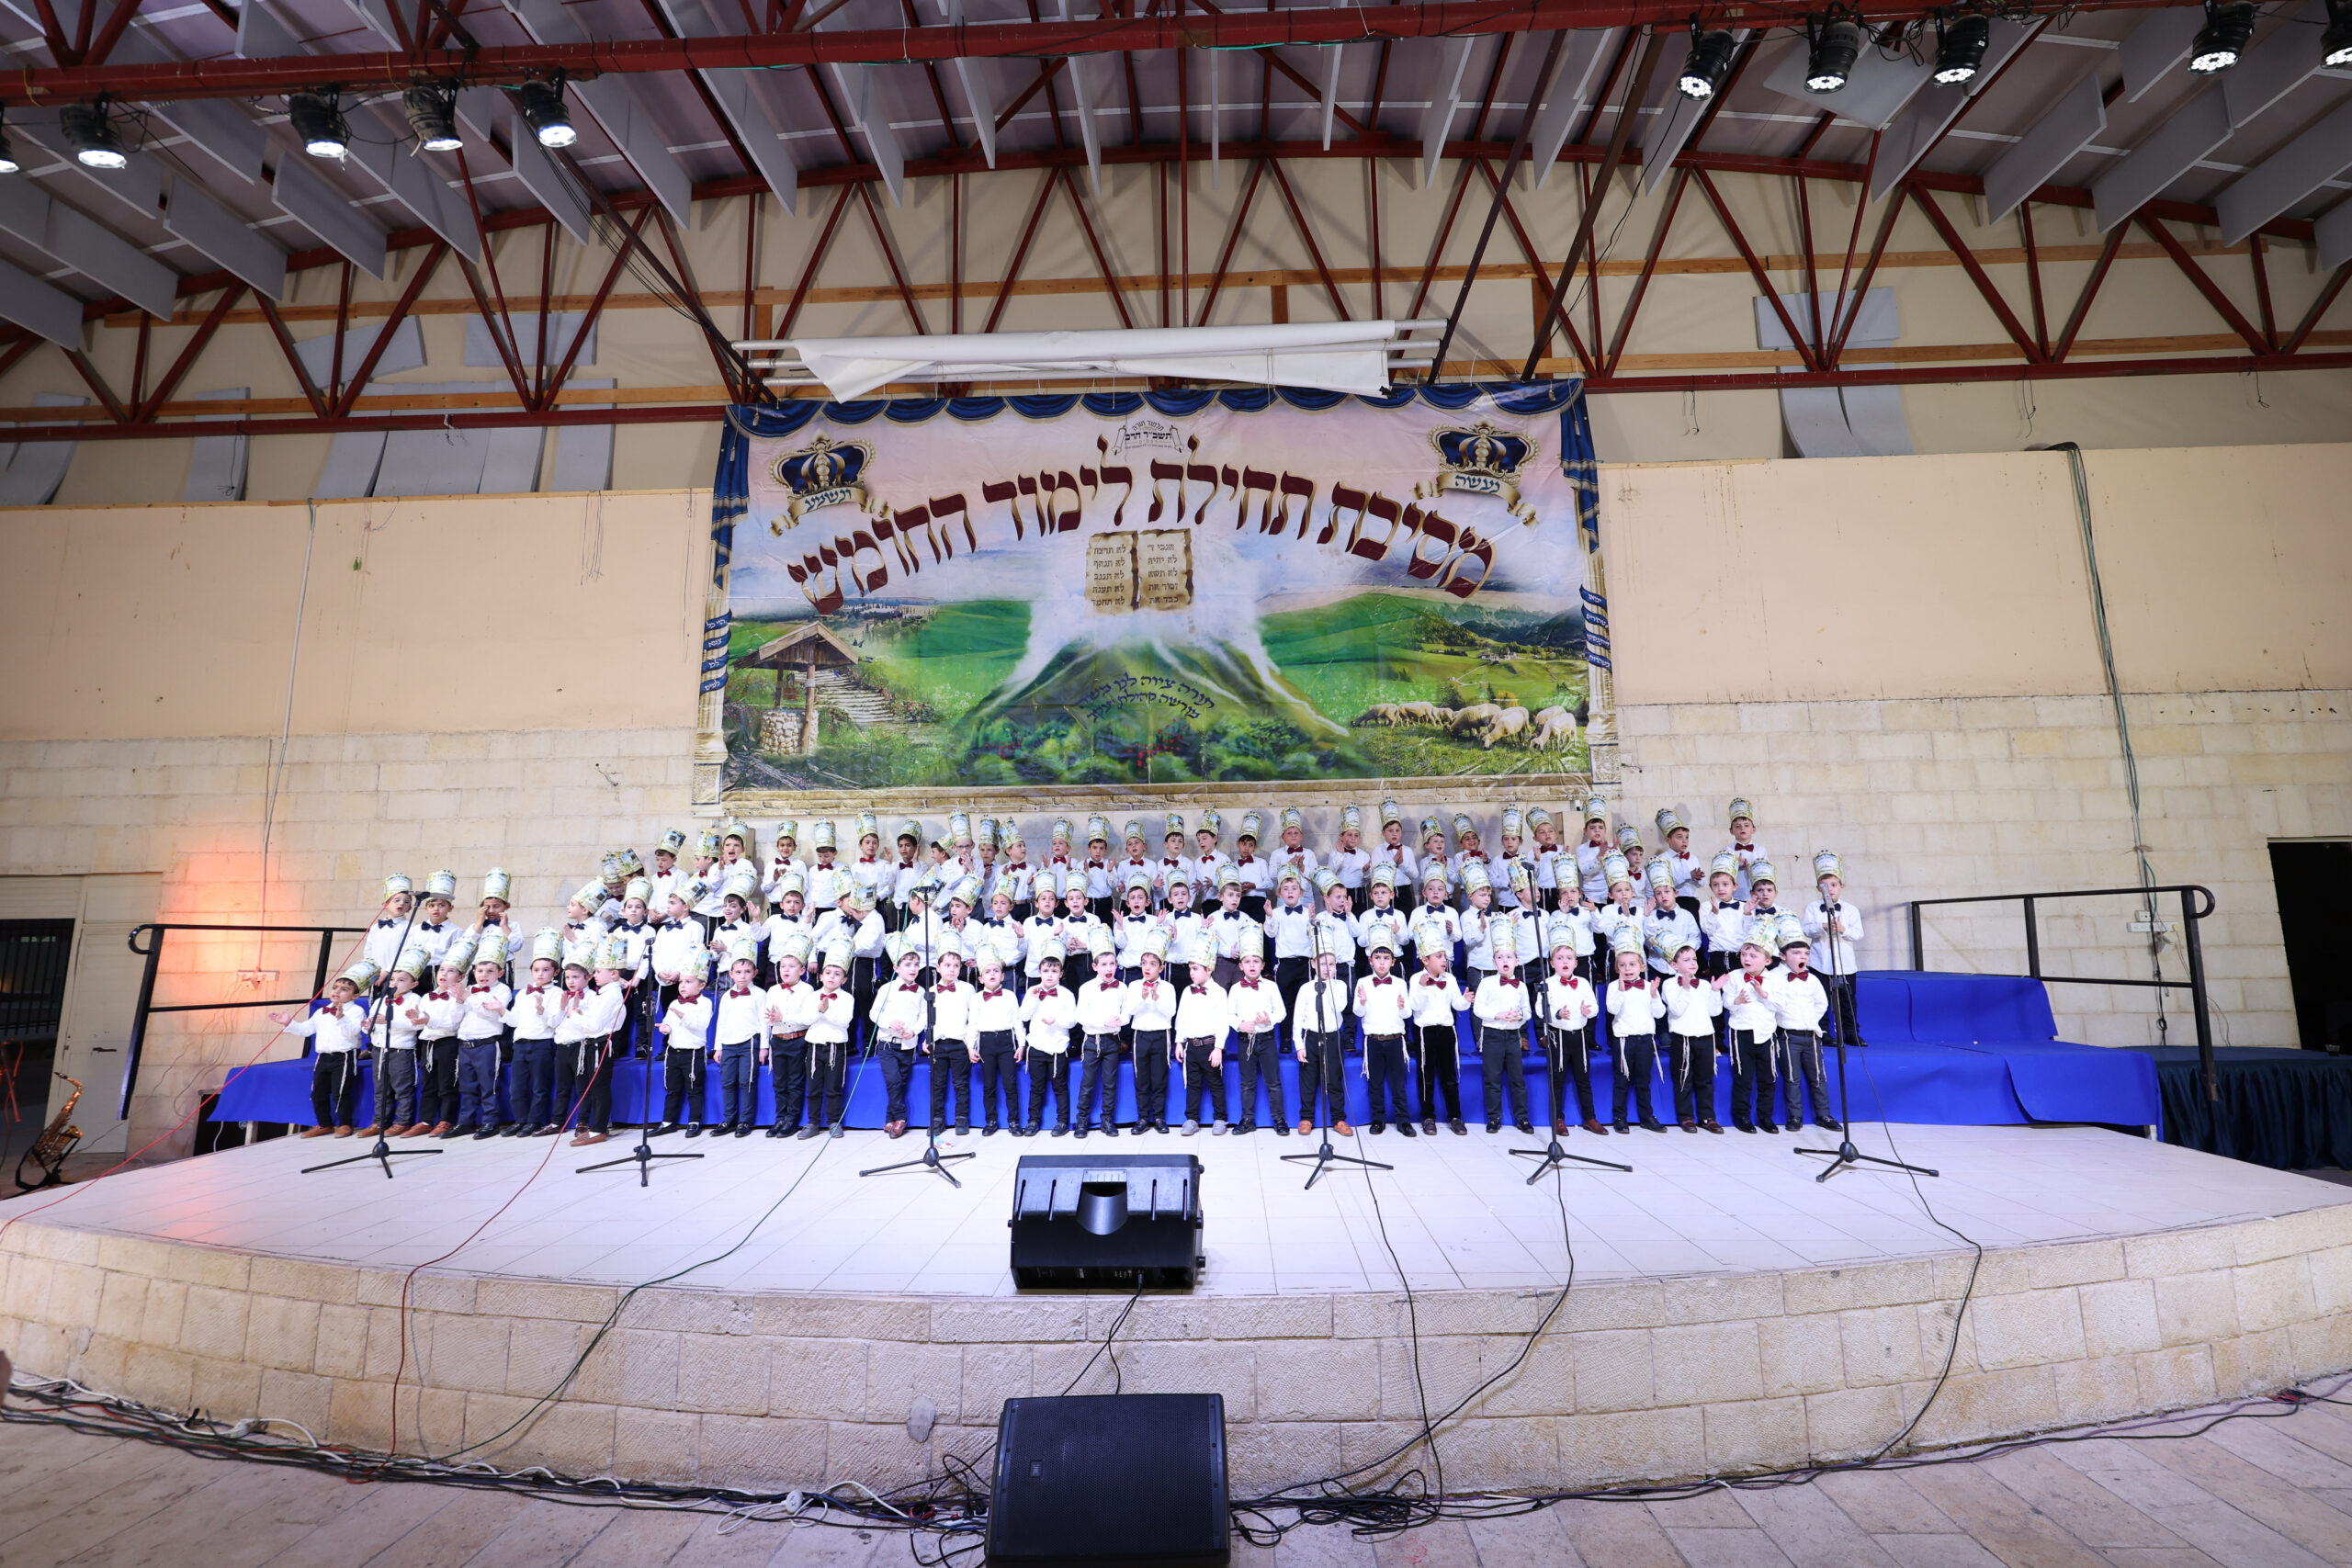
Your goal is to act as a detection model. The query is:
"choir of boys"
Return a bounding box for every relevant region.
[301,795,1857,1142]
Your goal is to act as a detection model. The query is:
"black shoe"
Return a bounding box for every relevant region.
[1234,1122,1254,1135]
[956,1124,971,1136]
[1641,1117,1668,1134]
[1817,1116,1843,1132]
[685,1124,705,1138]
[767,1125,792,1138]
[1052,1125,1069,1137]
[1450,1121,1468,1135]
[1735,1121,1756,1134]
[829,1126,844,1138]
[1760,1122,1780,1135]
[1398,1121,1417,1137]
[1369,1122,1385,1135]
[471,1128,497,1141]
[1486,1122,1502,1134]
[1784,1119,1803,1133]
[498,1123,525,1137]
[1612,1122,1631,1134]
[1515,1122,1535,1134]
[1275,1123,1292,1136]
[1422,1119,1438,1135]
[653,1122,680,1136]
[532,1125,560,1136]
[797,1125,823,1141]
[734,1124,752,1138]
[1074,1126,1090,1139]
[983,1125,1000,1136]
[1103,1123,1118,1137]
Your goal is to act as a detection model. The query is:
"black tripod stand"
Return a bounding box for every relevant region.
[1282,957,1388,1190]
[304,900,440,1180]
[1792,1018,1936,1184]
[863,897,974,1187]
[1510,1019,1629,1183]
[582,964,704,1187]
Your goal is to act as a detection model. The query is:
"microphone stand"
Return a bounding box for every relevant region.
[1282,931,1388,1190]
[1792,908,1933,1183]
[1510,1003,1629,1184]
[581,937,705,1186]
[304,897,439,1179]
[863,893,974,1187]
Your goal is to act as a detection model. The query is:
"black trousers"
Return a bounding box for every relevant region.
[977,1031,1020,1129]
[550,1038,579,1130]
[512,1036,556,1128]
[1783,1029,1831,1124]
[881,1044,920,1124]
[1611,1021,1658,1125]
[1233,1029,1285,1128]
[375,1047,419,1127]
[311,1051,361,1129]
[1132,1030,1172,1126]
[1273,956,1310,1039]
[1178,1038,1226,1124]
[1480,1026,1531,1128]
[662,1047,707,1124]
[577,1034,614,1134]
[1296,1030,1346,1127]
[1729,1027,1779,1128]
[1544,1026,1598,1124]
[419,1038,459,1126]
[1409,1019,1462,1123]
[808,1038,849,1128]
[1077,1033,1121,1129]
[851,958,885,1051]
[1364,1032,1413,1124]
[1025,1049,1071,1131]
[929,1040,973,1130]
[772,1032,808,1132]
[1821,973,1860,1044]
[1667,1031,1717,1124]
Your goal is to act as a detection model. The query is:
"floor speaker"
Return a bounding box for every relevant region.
[987,1393,1228,1567]
[1008,1153,1203,1289]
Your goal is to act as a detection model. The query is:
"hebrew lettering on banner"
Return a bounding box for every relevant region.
[718,390,1601,795]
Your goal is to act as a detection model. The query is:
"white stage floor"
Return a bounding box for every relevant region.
[14,1122,2347,1298]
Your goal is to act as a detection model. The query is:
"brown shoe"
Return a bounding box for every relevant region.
[572,1132,609,1146]
[334,1125,356,1137]
[428,1121,454,1137]
[1333,1121,1353,1137]
[1296,1120,1314,1136]
[1555,1120,1570,1135]
[401,1123,427,1137]
[299,1126,332,1138]
[1581,1120,1607,1136]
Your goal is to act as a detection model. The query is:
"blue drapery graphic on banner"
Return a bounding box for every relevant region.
[705,383,1602,795]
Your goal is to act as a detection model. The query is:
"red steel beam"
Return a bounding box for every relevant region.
[1193,158,1268,328]
[1825,184,1907,365]
[254,295,330,418]
[544,213,649,411]
[134,283,244,423]
[1603,164,1686,377]
[1910,183,2045,365]
[2283,262,2352,355]
[10,0,2190,102]
[985,170,1061,333]
[2137,212,2268,356]
[1059,167,1137,329]
[1264,155,1351,321]
[2052,220,2127,362]
[62,348,128,423]
[1694,166,1817,374]
[332,243,450,419]
[778,184,855,338]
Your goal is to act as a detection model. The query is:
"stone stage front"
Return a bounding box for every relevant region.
[3,1123,2347,1495]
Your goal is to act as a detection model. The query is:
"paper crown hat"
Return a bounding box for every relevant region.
[1035,936,1067,966]
[1236,923,1265,959]
[1370,862,1398,889]
[1312,868,1340,896]
[382,874,413,900]
[772,868,806,898]
[1500,806,1522,837]
[1646,861,1675,893]
[1508,858,1533,897]
[675,946,711,982]
[1199,808,1224,837]
[1276,863,1306,888]
[978,817,1001,847]
[1747,858,1779,886]
[1140,927,1170,962]
[1121,818,1145,843]
[1583,795,1610,824]
[1088,927,1118,959]
[885,931,916,964]
[481,868,512,903]
[948,874,979,907]
[599,854,625,887]
[1163,812,1185,839]
[393,945,435,981]
[1238,810,1262,839]
[1615,824,1643,853]
[616,847,645,878]
[571,882,605,911]
[617,876,650,908]
[1655,807,1685,839]
[1460,861,1492,893]
[561,933,599,971]
[1419,815,1443,842]
[697,828,723,858]
[1527,806,1554,830]
[1125,867,1154,894]
[673,876,708,907]
[1602,852,1631,888]
[721,869,757,902]
[1278,807,1302,831]
[1183,933,1217,966]
[1544,915,1579,954]
[597,932,632,969]
[1490,923,1518,962]
[440,935,477,972]
[1340,805,1363,833]
[425,869,458,899]
[897,818,922,843]
[1710,850,1740,878]
[1051,817,1074,844]
[530,928,564,965]
[722,820,754,850]
[473,927,509,965]
[948,810,972,843]
[658,829,687,856]
[1216,863,1242,888]
[1776,917,1811,950]
[812,819,837,849]
[1452,812,1476,840]
[1085,814,1110,843]
[337,958,381,990]
[773,819,798,845]
[1728,797,1756,828]
[775,927,813,964]
[1363,925,1396,953]
[1814,851,1843,882]
[818,940,853,973]
[1608,924,1645,955]
[1379,798,1403,827]
[855,810,879,840]
[1422,863,1452,888]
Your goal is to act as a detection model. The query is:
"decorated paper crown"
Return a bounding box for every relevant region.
[1278,807,1303,832]
[1088,927,1118,959]
[697,828,723,858]
[1508,859,1533,896]
[1276,863,1306,888]
[1363,925,1397,954]
[1491,923,1518,963]
[1035,936,1067,966]
[1051,817,1074,845]
[621,876,650,907]
[812,819,837,850]
[953,874,983,906]
[979,817,1001,848]
[1452,813,1476,840]
[723,820,754,852]
[1419,815,1443,842]
[382,874,413,900]
[561,933,599,971]
[474,928,510,965]
[1216,863,1242,888]
[1380,798,1403,827]
[721,869,757,902]
[1125,867,1154,894]
[1140,927,1170,962]
[599,854,626,887]
[481,868,512,903]
[1500,806,1522,837]
[1199,809,1224,838]
[1236,923,1265,959]
[775,928,813,964]
[1646,861,1675,894]
[1608,924,1645,956]
[1527,806,1554,831]
[1119,818,1143,844]
[1179,933,1215,966]
[1747,859,1779,886]
[530,928,564,965]
[935,931,968,964]
[1312,868,1340,896]
[1776,918,1811,951]
[1814,851,1843,883]
[1740,924,1775,953]
[616,847,645,879]
[338,958,382,991]
[1602,852,1631,888]
[774,819,798,846]
[1461,861,1492,893]
[440,935,477,973]
[718,933,754,968]
[897,818,922,843]
[855,810,878,840]
[1656,807,1685,840]
[1728,797,1757,828]
[1370,862,1398,888]
[1164,812,1186,839]
[673,876,709,907]
[886,931,917,964]
[1544,914,1580,954]
[425,870,458,899]
[1085,814,1111,843]
[1709,850,1740,878]
[773,868,806,898]
[1614,824,1642,853]
[596,931,631,970]
[393,946,435,981]
[949,810,972,843]
[659,829,687,856]
[1238,810,1262,840]
[819,940,854,974]
[1583,795,1610,824]
[676,946,712,982]
[1340,805,1363,833]
[1421,863,1452,889]
[572,882,605,911]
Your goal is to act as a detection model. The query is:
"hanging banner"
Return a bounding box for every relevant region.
[702,385,1607,807]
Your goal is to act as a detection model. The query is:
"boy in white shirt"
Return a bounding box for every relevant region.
[1174,937,1230,1135]
[662,942,735,1136]
[763,931,814,1138]
[871,936,930,1138]
[712,937,768,1138]
[1642,864,1701,980]
[1408,870,1461,983]
[1353,931,1411,1135]
[657,953,716,1136]
[1293,945,1351,1135]
[1154,814,1194,909]
[1714,935,1781,1134]
[1019,942,1078,1136]
[1724,797,1769,899]
[970,953,1023,1135]
[1657,942,1724,1134]
[1371,800,1418,887]
[1021,874,1069,990]
[1603,937,1666,1134]
[369,948,433,1136]
[1355,863,1409,964]
[548,951,595,1136]
[572,940,629,1145]
[1771,933,1839,1133]
[1125,930,1179,1134]
[1231,811,1273,920]
[1458,863,1501,993]
[455,931,513,1138]
[268,960,377,1138]
[1574,798,1612,904]
[1227,928,1288,1135]
[363,875,420,976]
[415,951,470,1137]
[1265,868,1316,1034]
[802,942,855,1139]
[507,932,565,1138]
[1160,878,1204,976]
[927,939,976,1138]
[1073,931,1130,1138]
[1471,927,1536,1134]
[1273,806,1317,888]
[1204,868,1257,989]
[1329,805,1371,897]
[1801,852,1864,1048]
[1403,940,1463,1137]
[1539,931,1603,1136]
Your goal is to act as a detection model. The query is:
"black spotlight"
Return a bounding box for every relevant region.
[403,83,463,152]
[1933,13,1991,85]
[288,90,350,159]
[62,100,128,170]
[1805,16,1862,93]
[2189,0,2255,73]
[515,78,577,149]
[2323,0,2352,68]
[1679,28,1737,99]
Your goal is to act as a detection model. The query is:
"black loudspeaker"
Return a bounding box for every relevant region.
[988,1393,1229,1567]
[1008,1154,1203,1290]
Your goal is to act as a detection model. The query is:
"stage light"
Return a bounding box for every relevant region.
[2189,1,2254,73]
[289,90,350,159]
[62,101,128,170]
[1805,16,1862,93]
[404,84,463,152]
[1678,28,1737,100]
[2324,0,2352,68]
[516,79,577,149]
[1932,13,1991,85]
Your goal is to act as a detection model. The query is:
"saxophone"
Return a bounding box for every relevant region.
[15,1074,83,1192]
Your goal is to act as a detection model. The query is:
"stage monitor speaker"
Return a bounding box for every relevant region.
[988,1393,1228,1567]
[1009,1154,1203,1290]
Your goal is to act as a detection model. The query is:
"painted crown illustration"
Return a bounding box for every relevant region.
[1430,421,1533,478]
[773,434,874,497]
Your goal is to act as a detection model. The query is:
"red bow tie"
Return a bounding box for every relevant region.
[1420,977,1443,987]
[1087,860,1105,869]
[1682,978,1698,987]
[900,982,919,992]
[982,988,1002,998]
[729,987,750,998]
[1622,980,1644,990]
[859,855,875,863]
[1373,976,1392,986]
[1241,979,1259,989]
[429,991,447,1000]
[1238,855,1255,864]
[527,985,548,994]
[1143,981,1159,994]
[1190,985,1206,995]
[1500,977,1521,987]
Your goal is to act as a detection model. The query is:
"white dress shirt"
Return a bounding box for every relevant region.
[1472,973,1533,1030]
[458,983,509,1042]
[663,992,716,1051]
[1125,975,1179,1032]
[1542,975,1600,1032]
[288,999,368,1054]
[1294,975,1348,1034]
[1353,971,1409,1034]
[1658,976,1724,1037]
[1019,985,1077,1055]
[1769,969,1832,1033]
[1801,899,1864,974]
[715,984,765,1046]
[1404,970,1465,1028]
[1174,979,1228,1042]
[1606,977,1662,1031]
[931,979,973,1045]
[1224,976,1285,1035]
[1721,969,1779,1034]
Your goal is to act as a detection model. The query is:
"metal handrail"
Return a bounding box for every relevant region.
[1905,884,2218,1100]
[119,921,371,1122]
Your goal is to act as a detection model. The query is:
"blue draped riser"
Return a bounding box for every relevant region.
[210,970,2162,1132]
